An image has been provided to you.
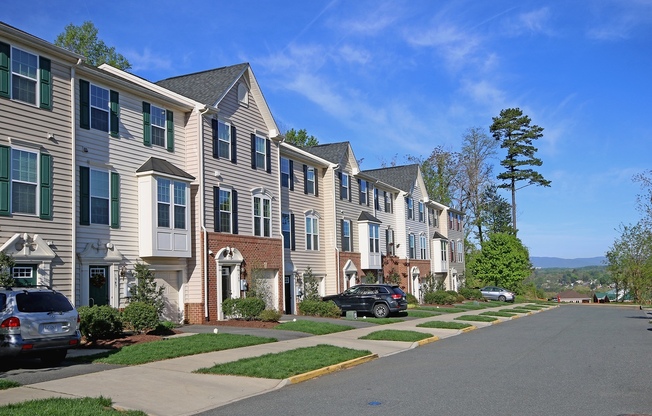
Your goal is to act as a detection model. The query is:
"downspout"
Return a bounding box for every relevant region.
[198,106,210,321]
[70,59,81,306]
[333,171,340,294]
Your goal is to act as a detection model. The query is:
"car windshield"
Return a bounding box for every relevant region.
[16,292,74,313]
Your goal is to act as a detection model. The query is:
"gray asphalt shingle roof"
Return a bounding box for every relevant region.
[363,164,420,193]
[304,142,351,165]
[136,157,195,180]
[155,63,249,106]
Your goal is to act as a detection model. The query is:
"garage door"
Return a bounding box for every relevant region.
[155,271,181,323]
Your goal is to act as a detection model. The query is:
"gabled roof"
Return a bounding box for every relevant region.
[304,142,351,166]
[557,290,589,299]
[136,157,195,180]
[363,164,420,194]
[432,231,447,239]
[156,63,249,106]
[357,211,381,223]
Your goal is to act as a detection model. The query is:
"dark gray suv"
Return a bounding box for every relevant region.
[0,287,81,365]
[322,284,408,318]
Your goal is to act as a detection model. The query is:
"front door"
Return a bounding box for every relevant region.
[221,266,232,302]
[89,266,109,306]
[284,275,294,314]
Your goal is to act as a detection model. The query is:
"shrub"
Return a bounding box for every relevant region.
[258,309,282,322]
[129,263,165,316]
[78,305,123,341]
[459,287,483,301]
[406,293,419,305]
[222,297,266,320]
[424,290,457,305]
[152,320,176,335]
[122,301,159,334]
[298,299,342,318]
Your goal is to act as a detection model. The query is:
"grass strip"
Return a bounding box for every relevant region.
[275,320,354,335]
[480,311,516,318]
[359,329,432,342]
[407,310,441,318]
[416,306,460,313]
[0,396,146,416]
[195,344,371,379]
[416,320,472,330]
[352,317,404,325]
[502,308,531,314]
[77,333,276,365]
[454,315,499,323]
[454,304,487,310]
[0,380,20,390]
[518,305,546,310]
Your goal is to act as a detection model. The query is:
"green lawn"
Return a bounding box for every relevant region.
[416,321,472,330]
[454,315,499,323]
[350,317,404,325]
[480,311,516,318]
[501,308,532,314]
[195,344,371,379]
[454,304,487,310]
[0,397,146,416]
[275,320,355,335]
[0,380,20,390]
[407,310,440,318]
[75,333,276,365]
[359,329,433,342]
[415,306,460,313]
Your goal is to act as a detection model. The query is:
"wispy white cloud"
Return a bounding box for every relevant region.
[126,48,172,73]
[333,1,402,36]
[405,22,481,69]
[585,0,652,40]
[502,7,554,36]
[335,44,372,65]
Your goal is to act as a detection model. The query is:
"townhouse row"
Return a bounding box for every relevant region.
[0,22,464,323]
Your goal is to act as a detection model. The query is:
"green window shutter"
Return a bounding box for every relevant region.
[79,80,90,129]
[110,90,119,137]
[39,153,52,220]
[79,166,90,225]
[0,145,9,216]
[0,42,9,99]
[166,110,174,152]
[39,57,52,110]
[110,172,120,229]
[142,101,151,146]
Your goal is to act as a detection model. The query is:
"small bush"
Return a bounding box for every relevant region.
[459,287,483,301]
[222,297,266,320]
[424,290,457,305]
[298,299,342,318]
[78,305,123,341]
[122,301,159,334]
[406,293,419,305]
[152,320,177,335]
[258,309,282,322]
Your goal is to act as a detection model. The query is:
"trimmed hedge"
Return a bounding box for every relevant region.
[222,297,266,320]
[78,305,123,341]
[459,287,483,301]
[424,290,457,305]
[298,299,342,318]
[122,301,159,334]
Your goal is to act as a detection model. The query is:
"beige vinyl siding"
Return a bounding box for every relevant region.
[321,167,337,295]
[372,184,397,257]
[0,58,74,296]
[204,76,280,238]
[184,110,204,304]
[75,72,190,306]
[403,182,429,260]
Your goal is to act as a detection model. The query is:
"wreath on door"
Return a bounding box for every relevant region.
[90,273,106,288]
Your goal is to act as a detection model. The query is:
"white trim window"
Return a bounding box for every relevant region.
[218,188,232,233]
[420,235,428,259]
[11,47,38,105]
[90,83,109,132]
[255,134,266,169]
[419,202,425,222]
[342,219,351,252]
[457,241,463,263]
[253,195,271,237]
[306,166,316,195]
[369,224,380,253]
[10,148,38,215]
[441,240,448,261]
[90,169,110,225]
[340,172,349,200]
[218,120,231,159]
[157,178,186,229]
[150,104,167,147]
[306,215,319,251]
[280,157,290,188]
[407,197,414,220]
[282,212,291,249]
[359,180,367,205]
[384,191,392,213]
[409,234,415,259]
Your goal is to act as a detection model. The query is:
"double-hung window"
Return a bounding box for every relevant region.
[386,228,395,256]
[90,169,110,225]
[342,220,351,252]
[306,216,319,250]
[419,202,425,222]
[282,212,292,249]
[91,84,109,132]
[457,241,463,262]
[255,135,266,169]
[158,179,186,229]
[1,146,52,219]
[407,197,414,220]
[305,166,315,195]
[280,158,291,188]
[384,191,392,213]
[0,43,51,109]
[340,172,349,200]
[10,148,38,215]
[374,188,380,211]
[359,180,367,205]
[79,166,119,227]
[218,120,231,159]
[150,105,167,147]
[218,189,232,233]
[253,195,271,237]
[420,235,428,259]
[11,47,37,105]
[441,241,447,261]
[409,234,415,259]
[369,224,379,253]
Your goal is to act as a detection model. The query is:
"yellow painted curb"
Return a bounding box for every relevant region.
[416,336,440,347]
[492,320,502,325]
[511,315,521,320]
[461,325,477,332]
[287,353,379,384]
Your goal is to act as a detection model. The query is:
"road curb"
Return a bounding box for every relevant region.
[461,325,477,332]
[286,353,379,384]
[413,335,440,348]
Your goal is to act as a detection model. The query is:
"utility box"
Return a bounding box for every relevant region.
[346,310,357,319]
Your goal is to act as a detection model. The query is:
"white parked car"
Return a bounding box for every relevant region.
[480,286,515,302]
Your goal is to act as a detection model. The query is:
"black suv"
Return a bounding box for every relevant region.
[0,287,81,365]
[322,284,408,318]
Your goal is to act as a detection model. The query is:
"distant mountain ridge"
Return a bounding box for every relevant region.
[531,256,606,268]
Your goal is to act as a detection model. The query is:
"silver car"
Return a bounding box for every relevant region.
[480,286,515,302]
[0,287,81,365]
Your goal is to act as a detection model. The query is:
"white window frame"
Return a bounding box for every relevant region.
[384,191,392,213]
[10,147,39,215]
[255,134,266,170]
[369,224,380,253]
[306,166,316,195]
[90,83,109,132]
[457,241,463,262]
[280,157,290,188]
[10,46,38,106]
[386,228,394,256]
[341,172,349,200]
[90,168,110,225]
[282,212,291,249]
[419,202,425,222]
[217,120,231,159]
[409,234,415,259]
[420,235,428,259]
[407,197,414,220]
[173,181,187,229]
[306,215,319,251]
[218,188,232,233]
[359,180,367,205]
[441,240,447,261]
[342,219,351,252]
[253,195,272,237]
[150,104,167,147]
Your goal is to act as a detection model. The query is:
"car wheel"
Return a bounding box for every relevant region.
[498,295,506,302]
[373,303,390,318]
[40,349,67,366]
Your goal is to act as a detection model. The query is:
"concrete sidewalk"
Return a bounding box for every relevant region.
[0,305,551,416]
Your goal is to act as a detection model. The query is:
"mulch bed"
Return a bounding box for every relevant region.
[80,319,280,349]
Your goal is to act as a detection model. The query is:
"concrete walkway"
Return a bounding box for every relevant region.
[0,305,550,415]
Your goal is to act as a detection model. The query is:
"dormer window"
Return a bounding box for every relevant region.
[237,82,248,106]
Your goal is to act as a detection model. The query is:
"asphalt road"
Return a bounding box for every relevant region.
[201,305,652,416]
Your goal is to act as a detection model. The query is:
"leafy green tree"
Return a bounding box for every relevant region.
[129,263,165,315]
[0,252,16,287]
[55,21,131,70]
[284,128,319,147]
[480,185,514,238]
[490,108,551,232]
[466,232,532,292]
[301,267,321,301]
[408,146,459,206]
[606,222,652,303]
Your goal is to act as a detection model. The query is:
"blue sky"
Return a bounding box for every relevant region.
[5,0,652,259]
